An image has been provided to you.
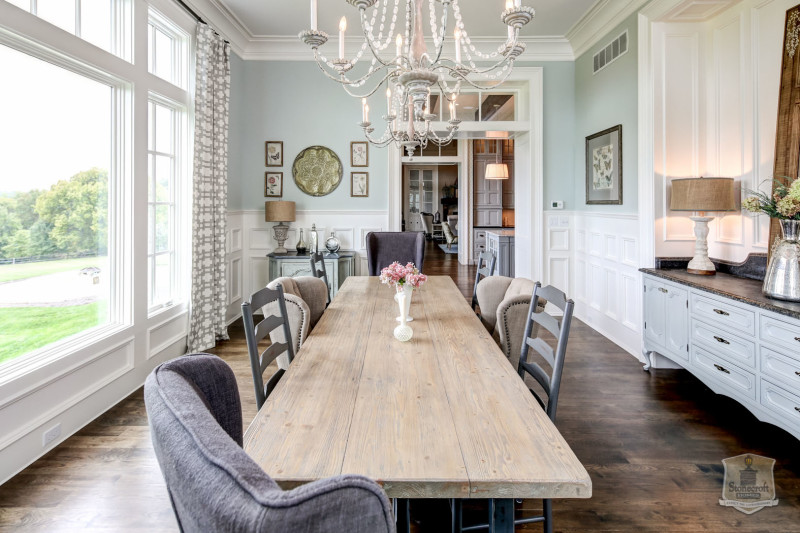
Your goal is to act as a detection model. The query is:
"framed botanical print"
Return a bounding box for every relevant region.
[351,172,369,197]
[265,141,283,167]
[585,125,622,205]
[351,141,368,167]
[265,172,283,197]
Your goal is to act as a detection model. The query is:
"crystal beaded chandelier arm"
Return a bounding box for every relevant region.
[299,0,534,155]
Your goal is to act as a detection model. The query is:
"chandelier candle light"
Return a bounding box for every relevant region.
[299,0,534,156]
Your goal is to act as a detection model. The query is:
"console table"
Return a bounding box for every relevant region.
[640,268,800,440]
[268,252,355,301]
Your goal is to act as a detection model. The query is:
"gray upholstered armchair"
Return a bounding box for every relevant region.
[475,276,546,368]
[265,276,328,369]
[145,353,395,533]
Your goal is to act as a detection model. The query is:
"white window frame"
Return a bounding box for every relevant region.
[0,26,132,382]
[16,0,133,61]
[147,93,188,315]
[148,7,189,89]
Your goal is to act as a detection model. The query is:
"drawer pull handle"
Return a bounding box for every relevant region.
[659,288,668,293]
[713,309,730,316]
[795,407,800,413]
[713,364,730,374]
[795,337,800,343]
[795,371,800,377]
[713,336,730,345]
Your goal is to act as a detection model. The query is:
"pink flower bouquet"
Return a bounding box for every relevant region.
[379,262,428,290]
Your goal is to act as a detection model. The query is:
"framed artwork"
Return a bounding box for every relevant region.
[265,172,283,197]
[585,125,622,205]
[586,124,622,205]
[265,141,283,167]
[351,141,369,167]
[351,172,369,197]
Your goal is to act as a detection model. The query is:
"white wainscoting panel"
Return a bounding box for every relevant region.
[573,212,642,358]
[226,210,388,323]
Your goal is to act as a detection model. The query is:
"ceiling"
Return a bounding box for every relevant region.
[216,0,598,39]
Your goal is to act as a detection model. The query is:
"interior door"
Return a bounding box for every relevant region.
[403,166,438,232]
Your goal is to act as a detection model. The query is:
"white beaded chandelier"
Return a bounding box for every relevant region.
[299,0,534,155]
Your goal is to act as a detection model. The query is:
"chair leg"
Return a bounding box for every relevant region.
[451,499,462,533]
[393,499,411,533]
[543,499,553,533]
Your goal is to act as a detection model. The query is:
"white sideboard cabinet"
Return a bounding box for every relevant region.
[641,269,800,441]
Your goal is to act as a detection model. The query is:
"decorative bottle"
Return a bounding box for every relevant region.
[325,231,341,254]
[310,223,319,254]
[295,229,307,255]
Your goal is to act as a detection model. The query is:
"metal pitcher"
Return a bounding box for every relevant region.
[763,219,800,302]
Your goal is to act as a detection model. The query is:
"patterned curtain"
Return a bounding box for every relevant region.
[187,23,230,352]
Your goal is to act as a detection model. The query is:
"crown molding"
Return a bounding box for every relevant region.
[181,0,252,57]
[566,0,650,59]
[238,35,575,62]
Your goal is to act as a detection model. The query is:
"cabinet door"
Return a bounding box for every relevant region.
[643,279,667,350]
[474,160,503,207]
[280,261,313,279]
[502,159,514,209]
[665,286,689,360]
[475,209,502,227]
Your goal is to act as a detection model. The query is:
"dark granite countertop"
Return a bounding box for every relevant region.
[640,268,800,321]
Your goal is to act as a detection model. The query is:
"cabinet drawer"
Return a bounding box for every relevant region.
[761,347,800,391]
[690,319,755,368]
[760,379,800,429]
[690,294,755,336]
[474,231,487,242]
[691,345,756,401]
[760,315,800,354]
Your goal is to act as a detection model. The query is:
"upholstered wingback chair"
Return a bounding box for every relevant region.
[475,276,547,368]
[265,276,328,368]
[366,232,425,275]
[145,353,395,533]
[441,222,458,250]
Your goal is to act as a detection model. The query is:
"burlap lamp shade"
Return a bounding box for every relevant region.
[670,177,736,212]
[265,201,296,222]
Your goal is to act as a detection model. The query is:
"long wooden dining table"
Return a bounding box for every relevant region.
[244,276,591,531]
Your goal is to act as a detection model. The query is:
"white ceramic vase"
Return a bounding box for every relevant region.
[394,283,414,322]
[393,291,413,342]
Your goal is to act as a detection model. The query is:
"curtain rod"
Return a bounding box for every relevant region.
[174,0,230,44]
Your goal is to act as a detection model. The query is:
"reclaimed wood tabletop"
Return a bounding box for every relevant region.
[244,276,591,501]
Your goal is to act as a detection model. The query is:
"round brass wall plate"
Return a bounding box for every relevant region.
[292,146,343,197]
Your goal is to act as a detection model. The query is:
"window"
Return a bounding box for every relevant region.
[10,0,130,59]
[148,8,189,88]
[147,97,186,312]
[0,43,120,365]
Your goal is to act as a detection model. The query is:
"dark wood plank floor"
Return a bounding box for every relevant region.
[1,241,799,531]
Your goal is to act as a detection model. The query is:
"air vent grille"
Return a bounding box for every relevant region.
[593,30,628,74]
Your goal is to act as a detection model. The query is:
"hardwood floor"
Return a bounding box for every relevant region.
[1,241,799,532]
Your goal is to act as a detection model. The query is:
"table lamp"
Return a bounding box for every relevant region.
[669,177,736,275]
[265,200,295,254]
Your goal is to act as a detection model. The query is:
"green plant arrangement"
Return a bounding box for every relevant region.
[742,177,800,219]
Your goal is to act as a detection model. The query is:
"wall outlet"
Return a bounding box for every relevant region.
[550,200,564,209]
[42,423,61,448]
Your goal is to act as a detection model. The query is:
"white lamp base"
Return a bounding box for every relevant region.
[687,216,716,276]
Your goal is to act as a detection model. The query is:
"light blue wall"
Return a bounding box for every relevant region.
[227,53,244,209]
[227,59,576,213]
[573,13,639,213]
[228,61,388,211]
[516,61,576,209]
